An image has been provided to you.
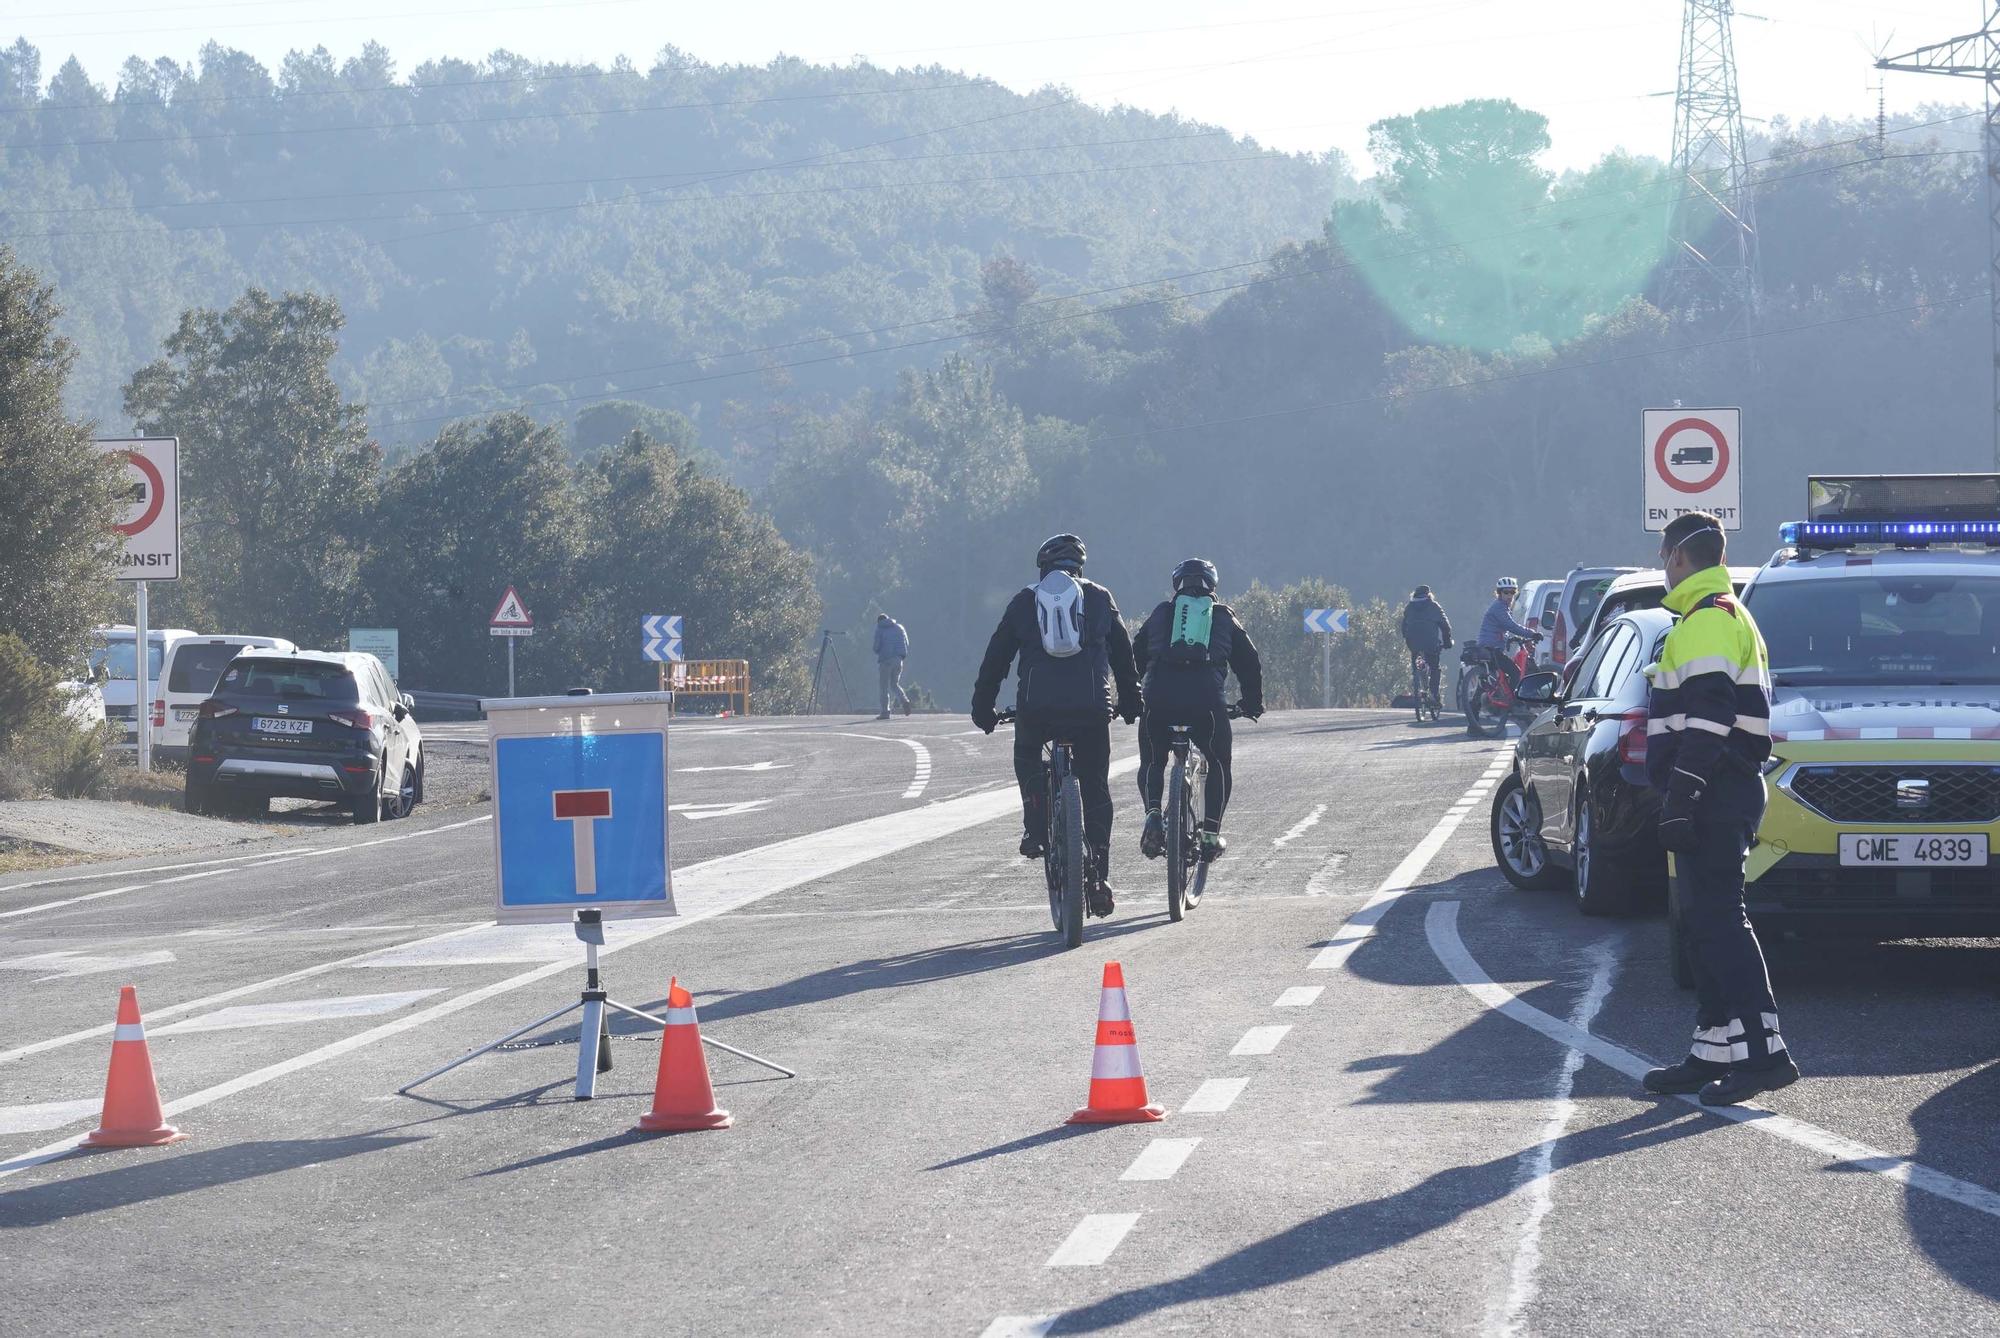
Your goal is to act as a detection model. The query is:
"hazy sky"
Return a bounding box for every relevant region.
[9,0,1980,171]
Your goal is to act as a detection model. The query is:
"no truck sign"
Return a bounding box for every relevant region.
[1642,408,1741,532]
[97,437,181,580]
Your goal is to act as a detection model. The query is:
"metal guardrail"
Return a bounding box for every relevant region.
[406,689,485,721]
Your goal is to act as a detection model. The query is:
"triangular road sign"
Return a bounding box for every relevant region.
[490,586,533,628]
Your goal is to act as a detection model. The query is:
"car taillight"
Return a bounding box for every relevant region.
[1552,612,1568,663]
[1617,709,1649,765]
[199,701,238,719]
[151,699,165,727]
[328,709,375,731]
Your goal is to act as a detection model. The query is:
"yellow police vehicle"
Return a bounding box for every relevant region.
[1674,475,2000,984]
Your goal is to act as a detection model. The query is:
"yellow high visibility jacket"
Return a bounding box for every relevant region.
[1645,564,1772,792]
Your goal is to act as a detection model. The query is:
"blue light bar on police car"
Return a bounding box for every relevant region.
[1780,519,2000,549]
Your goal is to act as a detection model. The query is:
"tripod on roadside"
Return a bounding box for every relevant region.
[807,629,855,715]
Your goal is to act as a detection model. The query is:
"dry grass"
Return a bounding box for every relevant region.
[105,768,189,811]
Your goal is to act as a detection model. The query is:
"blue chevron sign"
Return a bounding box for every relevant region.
[1302,608,1349,635]
[642,614,684,662]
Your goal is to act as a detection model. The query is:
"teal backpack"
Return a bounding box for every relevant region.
[1164,595,1216,667]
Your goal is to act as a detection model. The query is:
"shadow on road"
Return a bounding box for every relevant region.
[1045,1105,1708,1332]
[0,1134,423,1228]
[925,1123,1121,1172]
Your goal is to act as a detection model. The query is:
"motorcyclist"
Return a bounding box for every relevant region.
[1400,585,1453,708]
[971,534,1142,918]
[1475,576,1540,698]
[1132,559,1264,864]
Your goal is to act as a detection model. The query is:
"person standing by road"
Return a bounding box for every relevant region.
[873,612,911,720]
[1642,512,1798,1106]
[1400,585,1453,710]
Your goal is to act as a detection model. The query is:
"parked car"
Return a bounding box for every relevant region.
[1489,607,1675,915]
[1568,566,1760,666]
[1547,567,1639,666]
[1517,578,1565,669]
[185,650,424,824]
[153,635,299,764]
[88,624,198,753]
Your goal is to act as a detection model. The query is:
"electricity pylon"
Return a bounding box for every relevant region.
[1663,0,1761,335]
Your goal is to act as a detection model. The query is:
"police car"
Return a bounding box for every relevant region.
[1697,475,2000,981]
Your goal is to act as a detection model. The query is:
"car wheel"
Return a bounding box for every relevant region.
[412,752,425,805]
[1572,795,1633,916]
[1665,861,1695,988]
[351,765,384,825]
[1491,774,1561,890]
[384,764,416,820]
[184,780,209,815]
[236,794,270,819]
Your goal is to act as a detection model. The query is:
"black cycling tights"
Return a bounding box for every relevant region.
[1137,710,1233,829]
[1013,716,1114,876]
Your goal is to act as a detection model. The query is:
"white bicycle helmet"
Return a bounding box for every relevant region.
[1495,576,1519,593]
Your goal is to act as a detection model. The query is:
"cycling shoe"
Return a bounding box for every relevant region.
[1198,832,1227,863]
[1140,811,1166,860]
[1087,882,1116,918]
[1019,832,1046,860]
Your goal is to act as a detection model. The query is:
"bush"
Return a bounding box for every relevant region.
[1230,580,1408,709]
[0,632,59,753]
[0,629,113,798]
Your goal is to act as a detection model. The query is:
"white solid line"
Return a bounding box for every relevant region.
[1047,1212,1140,1267]
[1426,901,2000,1224]
[1231,1025,1291,1056]
[1121,1137,1201,1182]
[1180,1077,1248,1114]
[1273,985,1324,1007]
[980,1317,1057,1338]
[1273,804,1326,849]
[0,844,311,892]
[831,732,934,800]
[1486,938,1618,1338]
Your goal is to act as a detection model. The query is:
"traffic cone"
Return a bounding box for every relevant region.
[634,977,733,1132]
[1067,962,1166,1124]
[83,985,185,1148]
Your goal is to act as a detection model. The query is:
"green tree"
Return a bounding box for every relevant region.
[1230,580,1405,709]
[123,289,378,644]
[0,248,120,666]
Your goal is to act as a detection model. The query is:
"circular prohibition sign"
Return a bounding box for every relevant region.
[114,450,165,538]
[1651,417,1731,495]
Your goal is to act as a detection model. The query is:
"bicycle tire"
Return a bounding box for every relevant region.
[1185,761,1208,910]
[1058,775,1086,949]
[1166,753,1188,922]
[1461,668,1494,738]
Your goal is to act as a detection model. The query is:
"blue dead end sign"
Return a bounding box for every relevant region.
[486,692,677,924]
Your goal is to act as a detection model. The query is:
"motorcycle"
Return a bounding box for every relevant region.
[1456,633,1539,738]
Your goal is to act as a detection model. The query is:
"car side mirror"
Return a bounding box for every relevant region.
[1514,671,1560,706]
[400,693,415,710]
[392,701,410,721]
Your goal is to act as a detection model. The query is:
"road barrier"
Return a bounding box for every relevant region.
[661,659,751,715]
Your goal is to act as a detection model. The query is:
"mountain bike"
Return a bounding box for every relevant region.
[1408,650,1443,723]
[1161,703,1249,923]
[996,709,1087,949]
[1457,634,1538,738]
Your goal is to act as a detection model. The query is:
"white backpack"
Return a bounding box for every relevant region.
[1034,570,1086,658]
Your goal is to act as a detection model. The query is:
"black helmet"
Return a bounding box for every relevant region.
[1037,533,1086,574]
[1172,558,1218,595]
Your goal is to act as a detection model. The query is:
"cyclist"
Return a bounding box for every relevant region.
[1474,576,1541,699]
[1400,584,1453,710]
[971,534,1142,918]
[1132,559,1264,864]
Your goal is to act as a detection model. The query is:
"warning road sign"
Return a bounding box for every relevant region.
[1643,408,1741,532]
[489,585,534,637]
[96,437,180,581]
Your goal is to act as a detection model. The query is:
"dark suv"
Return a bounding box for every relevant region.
[185,651,424,824]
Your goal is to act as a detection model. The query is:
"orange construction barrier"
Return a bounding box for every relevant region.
[83,985,186,1148]
[634,978,733,1132]
[1067,962,1165,1125]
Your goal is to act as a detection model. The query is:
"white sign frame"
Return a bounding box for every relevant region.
[348,628,400,681]
[98,437,181,581]
[1643,408,1742,532]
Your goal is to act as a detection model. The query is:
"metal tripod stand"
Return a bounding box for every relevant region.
[398,910,793,1100]
[807,629,855,715]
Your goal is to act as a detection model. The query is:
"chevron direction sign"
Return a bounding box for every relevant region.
[1302,608,1350,635]
[642,614,684,662]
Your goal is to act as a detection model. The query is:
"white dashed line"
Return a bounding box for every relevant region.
[980,1317,1056,1338]
[1120,1137,1201,1182]
[1180,1077,1249,1114]
[1273,985,1324,1008]
[1047,1213,1140,1266]
[1230,1025,1291,1056]
[1273,804,1326,848]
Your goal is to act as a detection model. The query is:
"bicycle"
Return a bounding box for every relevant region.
[1161,703,1248,922]
[1408,649,1443,723]
[995,709,1087,949]
[1457,633,1537,738]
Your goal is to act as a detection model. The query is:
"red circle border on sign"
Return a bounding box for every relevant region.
[114,450,165,537]
[1651,417,1730,495]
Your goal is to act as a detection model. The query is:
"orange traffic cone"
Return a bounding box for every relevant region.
[83,985,185,1148]
[634,978,733,1132]
[1067,961,1166,1124]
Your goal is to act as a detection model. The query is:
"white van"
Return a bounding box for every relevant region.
[153,634,299,763]
[89,624,199,753]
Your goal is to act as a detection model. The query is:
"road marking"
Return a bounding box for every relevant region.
[1303,852,1348,896]
[0,779,1035,1180]
[0,1099,102,1135]
[979,1317,1056,1338]
[0,815,493,920]
[1273,804,1326,848]
[1486,937,1618,1338]
[154,990,444,1035]
[670,801,771,821]
[1120,1137,1200,1182]
[832,732,933,800]
[1273,985,1324,1007]
[0,948,176,981]
[676,760,790,773]
[1230,1025,1291,1056]
[1047,1213,1140,1266]
[1180,1077,1248,1113]
[0,845,306,892]
[1426,901,2000,1223]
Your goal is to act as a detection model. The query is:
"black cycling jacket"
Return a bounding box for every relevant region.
[1401,595,1453,654]
[1133,600,1263,714]
[971,578,1140,720]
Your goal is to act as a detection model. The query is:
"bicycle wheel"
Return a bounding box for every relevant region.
[1057,775,1086,948]
[1410,659,1425,723]
[1186,762,1209,909]
[1461,668,1494,738]
[1166,753,1188,922]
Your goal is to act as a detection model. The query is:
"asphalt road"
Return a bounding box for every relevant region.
[2,711,1996,1335]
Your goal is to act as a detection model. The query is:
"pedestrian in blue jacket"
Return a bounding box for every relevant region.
[873,613,911,719]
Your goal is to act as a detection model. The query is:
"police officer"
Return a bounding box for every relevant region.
[1642,512,1799,1106]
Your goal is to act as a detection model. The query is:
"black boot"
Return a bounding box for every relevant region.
[1087,850,1115,918]
[1140,810,1165,859]
[1642,1056,1729,1095]
[1700,1054,1801,1107]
